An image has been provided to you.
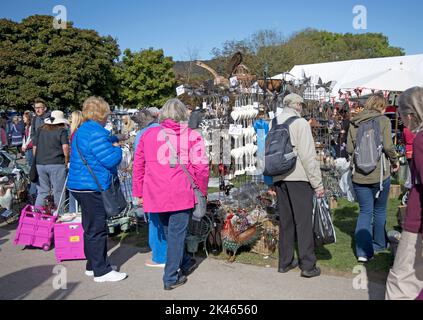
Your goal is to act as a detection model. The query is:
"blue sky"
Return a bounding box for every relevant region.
[1,0,422,61]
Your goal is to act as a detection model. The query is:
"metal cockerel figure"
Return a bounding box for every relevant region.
[221,213,261,262]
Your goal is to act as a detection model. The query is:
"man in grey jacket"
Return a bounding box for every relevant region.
[31,98,51,145]
[271,93,324,278]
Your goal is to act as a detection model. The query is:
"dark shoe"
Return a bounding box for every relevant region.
[278,259,299,273]
[164,275,188,291]
[301,266,321,278]
[181,259,198,277]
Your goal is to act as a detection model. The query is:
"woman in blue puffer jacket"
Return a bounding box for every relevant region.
[68,96,127,283]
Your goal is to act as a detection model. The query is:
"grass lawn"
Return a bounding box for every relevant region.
[111,197,402,281]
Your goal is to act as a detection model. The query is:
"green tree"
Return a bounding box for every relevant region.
[0,15,120,111]
[210,29,405,77]
[117,48,176,108]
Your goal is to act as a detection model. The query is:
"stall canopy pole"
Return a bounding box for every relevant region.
[393,93,399,146]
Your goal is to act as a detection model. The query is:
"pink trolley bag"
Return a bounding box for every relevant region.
[54,179,86,262]
[54,221,85,263]
[14,205,57,251]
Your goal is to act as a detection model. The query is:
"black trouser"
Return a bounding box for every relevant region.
[71,192,112,277]
[275,181,317,272]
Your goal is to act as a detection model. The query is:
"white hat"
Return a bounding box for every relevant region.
[44,110,70,125]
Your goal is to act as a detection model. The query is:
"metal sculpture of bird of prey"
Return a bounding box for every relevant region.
[227,51,243,78]
[316,77,336,93]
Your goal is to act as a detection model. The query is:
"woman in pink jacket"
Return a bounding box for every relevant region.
[133,99,209,291]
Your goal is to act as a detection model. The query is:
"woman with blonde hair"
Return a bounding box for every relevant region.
[67,97,127,283]
[347,94,399,263]
[70,111,83,139]
[68,110,84,214]
[121,115,135,138]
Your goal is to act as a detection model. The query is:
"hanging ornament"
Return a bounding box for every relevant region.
[354,88,363,97]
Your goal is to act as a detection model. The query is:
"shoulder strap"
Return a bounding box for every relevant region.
[272,116,299,128]
[271,117,278,129]
[160,128,199,192]
[75,134,104,191]
[283,116,300,127]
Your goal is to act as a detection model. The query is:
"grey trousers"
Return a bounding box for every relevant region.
[35,164,67,208]
[386,232,423,300]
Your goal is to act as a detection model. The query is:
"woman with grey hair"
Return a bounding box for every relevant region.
[132,108,167,268]
[133,109,159,152]
[133,98,209,290]
[386,87,423,300]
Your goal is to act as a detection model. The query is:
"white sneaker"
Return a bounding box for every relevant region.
[85,265,118,277]
[85,270,94,277]
[145,259,166,268]
[358,257,368,263]
[94,270,127,283]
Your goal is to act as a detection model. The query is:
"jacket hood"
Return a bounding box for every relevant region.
[161,119,190,136]
[350,110,383,126]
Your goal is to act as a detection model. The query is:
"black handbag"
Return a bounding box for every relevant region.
[29,157,38,183]
[75,136,127,218]
[30,130,40,183]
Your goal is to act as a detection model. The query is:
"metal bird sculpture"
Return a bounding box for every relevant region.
[227,51,244,78]
[301,70,312,86]
[316,77,335,93]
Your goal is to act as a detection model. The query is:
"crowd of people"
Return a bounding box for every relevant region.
[3,87,422,298]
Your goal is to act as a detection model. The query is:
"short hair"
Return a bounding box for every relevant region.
[34,98,47,108]
[82,97,111,122]
[137,109,157,129]
[159,99,189,122]
[364,94,387,113]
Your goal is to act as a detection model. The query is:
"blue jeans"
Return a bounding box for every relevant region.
[25,149,33,167]
[25,150,37,197]
[68,192,79,213]
[353,178,391,259]
[158,210,192,286]
[147,213,167,264]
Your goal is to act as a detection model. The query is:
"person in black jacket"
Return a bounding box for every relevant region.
[188,106,204,130]
[31,98,51,145]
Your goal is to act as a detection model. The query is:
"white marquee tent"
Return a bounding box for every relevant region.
[273,54,423,99]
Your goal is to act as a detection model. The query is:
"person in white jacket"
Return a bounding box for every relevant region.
[271,93,324,278]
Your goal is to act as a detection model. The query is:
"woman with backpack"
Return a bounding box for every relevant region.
[386,87,423,300]
[347,94,399,263]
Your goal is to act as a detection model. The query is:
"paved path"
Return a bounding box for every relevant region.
[0,225,386,300]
